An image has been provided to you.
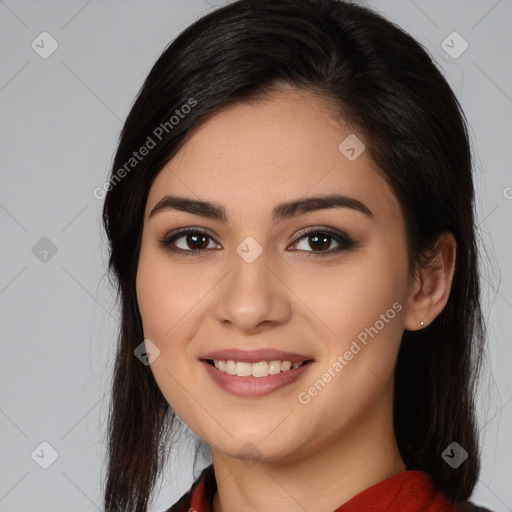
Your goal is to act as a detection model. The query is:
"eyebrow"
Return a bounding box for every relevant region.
[149,193,374,223]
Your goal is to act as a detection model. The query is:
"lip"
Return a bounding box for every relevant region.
[201,359,314,398]
[200,348,313,364]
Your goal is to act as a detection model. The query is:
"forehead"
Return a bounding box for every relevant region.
[146,88,401,226]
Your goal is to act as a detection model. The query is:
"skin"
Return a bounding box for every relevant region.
[136,86,456,512]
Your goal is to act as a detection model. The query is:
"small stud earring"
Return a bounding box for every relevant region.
[420,321,425,326]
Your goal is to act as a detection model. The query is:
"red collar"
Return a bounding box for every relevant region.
[183,466,458,512]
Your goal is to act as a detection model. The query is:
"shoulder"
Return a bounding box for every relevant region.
[164,465,216,512]
[459,500,495,512]
[164,489,192,512]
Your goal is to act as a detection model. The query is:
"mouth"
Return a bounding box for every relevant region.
[200,356,315,398]
[202,358,314,377]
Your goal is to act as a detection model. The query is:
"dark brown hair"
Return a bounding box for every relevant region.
[101,0,486,510]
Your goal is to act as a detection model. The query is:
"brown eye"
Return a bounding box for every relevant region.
[306,233,332,251]
[159,228,220,255]
[159,226,355,257]
[289,228,355,256]
[183,233,210,250]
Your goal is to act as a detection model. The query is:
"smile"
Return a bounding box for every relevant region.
[208,359,306,377]
[201,358,314,398]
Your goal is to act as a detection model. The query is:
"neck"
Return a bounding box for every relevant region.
[210,394,406,512]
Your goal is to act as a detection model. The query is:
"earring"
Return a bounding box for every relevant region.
[420,321,425,326]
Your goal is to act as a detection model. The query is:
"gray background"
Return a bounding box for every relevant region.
[0,0,511,510]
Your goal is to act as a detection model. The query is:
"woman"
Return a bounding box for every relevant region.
[101,0,493,511]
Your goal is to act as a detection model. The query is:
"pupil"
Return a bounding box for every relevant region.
[310,234,330,251]
[188,234,209,250]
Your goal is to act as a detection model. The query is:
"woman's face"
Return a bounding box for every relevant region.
[136,87,413,463]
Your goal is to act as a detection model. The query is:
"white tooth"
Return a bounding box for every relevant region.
[213,359,304,376]
[236,362,252,376]
[268,360,282,375]
[226,360,237,375]
[251,361,269,377]
[281,361,292,371]
[216,360,227,372]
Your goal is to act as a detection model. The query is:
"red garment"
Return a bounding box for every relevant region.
[166,464,464,512]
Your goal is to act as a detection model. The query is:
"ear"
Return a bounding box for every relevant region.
[403,231,457,331]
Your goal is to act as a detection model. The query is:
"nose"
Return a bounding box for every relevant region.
[213,246,291,334]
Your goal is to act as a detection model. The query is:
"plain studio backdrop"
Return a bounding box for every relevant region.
[0,1,511,511]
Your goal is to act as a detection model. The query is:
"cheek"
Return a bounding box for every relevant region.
[295,270,405,426]
[301,243,408,396]
[136,246,201,421]
[136,244,200,341]
[136,251,170,340]
[293,249,406,348]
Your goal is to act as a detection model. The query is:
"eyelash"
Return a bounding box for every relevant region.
[158,226,356,258]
